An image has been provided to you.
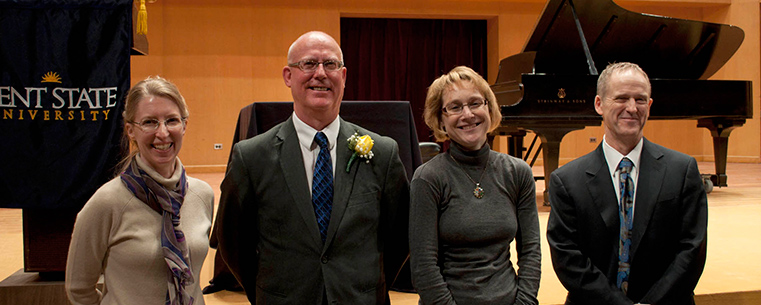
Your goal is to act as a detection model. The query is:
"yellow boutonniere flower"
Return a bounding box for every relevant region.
[346,132,374,172]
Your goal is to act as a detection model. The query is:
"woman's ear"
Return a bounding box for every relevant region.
[125,123,135,140]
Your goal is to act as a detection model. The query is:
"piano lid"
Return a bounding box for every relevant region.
[524,0,745,79]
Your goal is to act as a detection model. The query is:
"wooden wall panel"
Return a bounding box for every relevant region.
[130,0,760,172]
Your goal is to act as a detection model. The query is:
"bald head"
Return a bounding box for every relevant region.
[287,31,344,64]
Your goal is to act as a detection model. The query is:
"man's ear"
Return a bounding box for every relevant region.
[594,95,603,115]
[283,66,292,88]
[341,66,347,87]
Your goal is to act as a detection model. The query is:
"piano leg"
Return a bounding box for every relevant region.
[697,118,746,187]
[504,129,527,159]
[533,127,587,206]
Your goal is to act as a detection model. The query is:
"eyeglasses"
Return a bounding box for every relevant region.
[129,117,186,133]
[442,99,487,115]
[288,60,344,73]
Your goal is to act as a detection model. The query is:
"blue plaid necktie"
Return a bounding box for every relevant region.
[616,157,634,294]
[312,132,333,243]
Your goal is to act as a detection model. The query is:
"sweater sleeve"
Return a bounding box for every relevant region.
[409,169,457,305]
[65,182,121,305]
[512,161,542,305]
[187,178,215,235]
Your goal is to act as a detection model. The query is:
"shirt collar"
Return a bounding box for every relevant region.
[602,135,643,173]
[292,112,340,151]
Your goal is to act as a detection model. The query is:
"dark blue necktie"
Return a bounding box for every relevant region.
[616,157,634,294]
[312,132,333,243]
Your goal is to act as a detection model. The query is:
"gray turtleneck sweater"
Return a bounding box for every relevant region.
[410,143,541,305]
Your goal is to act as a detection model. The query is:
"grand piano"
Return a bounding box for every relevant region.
[491,0,753,203]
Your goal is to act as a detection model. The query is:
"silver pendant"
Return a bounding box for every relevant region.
[473,183,484,199]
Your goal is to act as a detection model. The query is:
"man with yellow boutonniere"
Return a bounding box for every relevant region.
[215,31,410,305]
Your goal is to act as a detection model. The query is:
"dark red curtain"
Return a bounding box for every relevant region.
[340,18,488,143]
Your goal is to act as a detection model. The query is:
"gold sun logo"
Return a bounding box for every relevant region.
[41,72,62,83]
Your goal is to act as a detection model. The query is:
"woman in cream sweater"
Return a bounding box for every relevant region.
[65,76,214,305]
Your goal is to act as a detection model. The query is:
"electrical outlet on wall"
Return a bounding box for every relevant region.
[214,143,223,150]
[589,137,597,143]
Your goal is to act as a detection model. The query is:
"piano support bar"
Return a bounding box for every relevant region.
[568,0,598,75]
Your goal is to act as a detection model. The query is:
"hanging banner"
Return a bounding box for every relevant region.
[0,0,132,209]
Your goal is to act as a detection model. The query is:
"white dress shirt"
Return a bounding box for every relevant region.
[292,112,340,195]
[602,136,643,215]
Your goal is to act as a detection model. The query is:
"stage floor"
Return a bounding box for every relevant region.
[1,162,759,304]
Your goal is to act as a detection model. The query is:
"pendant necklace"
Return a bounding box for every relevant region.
[450,153,489,199]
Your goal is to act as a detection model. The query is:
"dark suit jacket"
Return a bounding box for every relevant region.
[547,138,707,305]
[216,116,410,304]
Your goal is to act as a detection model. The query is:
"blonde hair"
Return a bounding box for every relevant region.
[115,76,189,175]
[423,66,500,141]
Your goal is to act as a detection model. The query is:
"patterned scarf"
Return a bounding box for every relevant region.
[120,157,194,305]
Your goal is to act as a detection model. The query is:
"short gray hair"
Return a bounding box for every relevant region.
[596,62,651,98]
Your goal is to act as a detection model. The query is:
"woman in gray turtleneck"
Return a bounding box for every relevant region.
[409,66,541,305]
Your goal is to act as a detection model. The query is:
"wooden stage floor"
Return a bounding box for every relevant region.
[1,162,759,304]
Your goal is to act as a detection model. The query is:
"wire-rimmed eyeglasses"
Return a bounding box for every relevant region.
[288,59,344,73]
[128,117,186,133]
[442,99,487,115]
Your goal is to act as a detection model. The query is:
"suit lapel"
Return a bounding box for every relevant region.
[587,145,619,232]
[630,139,665,257]
[323,119,358,252]
[278,117,323,247]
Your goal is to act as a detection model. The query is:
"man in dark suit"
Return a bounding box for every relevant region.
[215,31,410,304]
[547,62,708,305]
